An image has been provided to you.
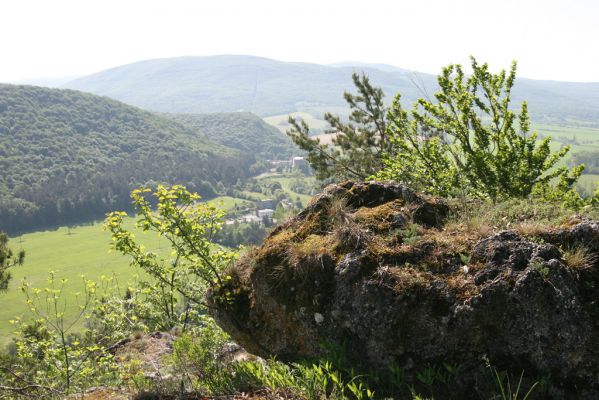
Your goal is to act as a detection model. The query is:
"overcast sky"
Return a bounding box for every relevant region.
[1,0,597,83]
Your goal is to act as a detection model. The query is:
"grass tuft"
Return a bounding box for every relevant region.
[562,246,597,270]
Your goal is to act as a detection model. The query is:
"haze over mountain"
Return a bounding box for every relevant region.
[64,55,599,127]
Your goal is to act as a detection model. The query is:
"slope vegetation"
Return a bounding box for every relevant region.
[0,84,253,233]
[166,112,295,159]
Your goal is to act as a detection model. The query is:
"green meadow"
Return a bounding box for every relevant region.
[534,123,599,194]
[0,216,162,347]
[0,185,314,347]
[0,196,241,347]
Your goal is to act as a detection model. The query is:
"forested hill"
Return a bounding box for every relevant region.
[164,112,295,159]
[63,55,599,127]
[0,84,254,234]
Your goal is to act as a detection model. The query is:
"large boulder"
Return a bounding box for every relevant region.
[210,181,599,397]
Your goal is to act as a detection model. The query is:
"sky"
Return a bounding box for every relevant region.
[1,0,598,83]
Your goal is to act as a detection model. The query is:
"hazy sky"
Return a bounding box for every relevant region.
[1,0,598,82]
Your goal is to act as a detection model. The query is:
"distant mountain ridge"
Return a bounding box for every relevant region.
[63,55,599,127]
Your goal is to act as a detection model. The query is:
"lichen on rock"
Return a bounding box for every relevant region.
[209,181,599,397]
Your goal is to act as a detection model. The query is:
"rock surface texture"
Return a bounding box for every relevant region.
[210,181,599,398]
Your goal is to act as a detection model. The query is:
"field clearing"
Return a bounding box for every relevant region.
[0,196,244,347]
[212,195,254,210]
[534,123,599,144]
[264,112,329,135]
[578,174,599,194]
[256,174,315,206]
[0,216,161,347]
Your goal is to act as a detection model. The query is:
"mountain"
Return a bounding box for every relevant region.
[0,84,255,234]
[64,55,599,127]
[63,55,427,117]
[164,112,295,159]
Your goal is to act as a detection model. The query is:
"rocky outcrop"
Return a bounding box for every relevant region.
[210,181,599,397]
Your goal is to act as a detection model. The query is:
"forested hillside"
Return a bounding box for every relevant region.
[0,84,254,234]
[64,55,599,127]
[165,112,295,159]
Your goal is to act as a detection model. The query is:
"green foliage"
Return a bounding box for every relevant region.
[287,73,390,181]
[493,368,539,400]
[0,84,253,234]
[376,57,583,203]
[0,232,24,290]
[227,358,375,399]
[4,273,120,397]
[0,185,239,397]
[105,185,236,307]
[166,112,296,160]
[165,317,233,394]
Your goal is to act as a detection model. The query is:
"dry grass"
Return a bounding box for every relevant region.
[353,199,406,233]
[267,234,336,292]
[562,246,597,270]
[514,221,549,237]
[381,266,432,292]
[327,195,352,231]
[443,215,494,242]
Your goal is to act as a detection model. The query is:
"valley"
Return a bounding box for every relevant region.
[0,172,315,346]
[1,52,598,399]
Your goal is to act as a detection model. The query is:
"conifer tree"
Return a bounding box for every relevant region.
[286,72,390,181]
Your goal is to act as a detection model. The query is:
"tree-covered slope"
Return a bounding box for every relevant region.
[0,84,253,234]
[63,55,599,126]
[165,112,295,159]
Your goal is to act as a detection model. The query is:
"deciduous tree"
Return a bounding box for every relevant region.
[376,57,584,203]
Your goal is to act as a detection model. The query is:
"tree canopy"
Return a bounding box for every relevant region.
[376,57,585,203]
[287,58,594,206]
[0,84,255,233]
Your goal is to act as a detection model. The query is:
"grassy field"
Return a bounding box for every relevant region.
[0,216,161,347]
[0,195,251,348]
[256,174,315,206]
[264,111,330,135]
[578,174,599,194]
[212,195,254,210]
[534,124,599,194]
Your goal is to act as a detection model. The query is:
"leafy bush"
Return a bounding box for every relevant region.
[105,185,237,307]
[2,274,121,397]
[376,57,585,204]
